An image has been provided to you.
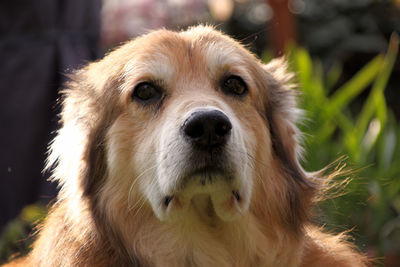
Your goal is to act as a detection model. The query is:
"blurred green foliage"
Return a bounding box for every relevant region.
[0,204,47,264]
[283,33,400,261]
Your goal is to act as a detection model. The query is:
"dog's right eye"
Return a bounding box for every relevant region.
[222,75,248,96]
[132,82,162,103]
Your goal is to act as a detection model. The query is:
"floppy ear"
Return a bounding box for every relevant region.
[262,58,316,230]
[47,66,122,198]
[46,66,143,265]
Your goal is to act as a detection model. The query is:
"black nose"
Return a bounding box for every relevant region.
[182,110,232,148]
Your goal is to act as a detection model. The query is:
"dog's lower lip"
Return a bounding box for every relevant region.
[164,196,173,207]
[191,166,224,175]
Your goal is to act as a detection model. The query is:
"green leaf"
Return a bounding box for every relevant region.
[294,47,313,93]
[327,55,383,116]
[356,33,399,140]
[325,62,343,92]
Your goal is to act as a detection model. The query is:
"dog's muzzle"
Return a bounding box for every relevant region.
[150,107,251,223]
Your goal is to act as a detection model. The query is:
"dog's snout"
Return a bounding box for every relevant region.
[182,110,232,148]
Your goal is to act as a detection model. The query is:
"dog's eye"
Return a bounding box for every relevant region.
[132,82,161,103]
[222,76,248,96]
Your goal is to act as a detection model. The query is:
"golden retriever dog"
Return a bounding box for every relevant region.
[5,26,368,266]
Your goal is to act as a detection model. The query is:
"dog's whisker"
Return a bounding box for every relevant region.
[130,178,159,216]
[127,164,158,210]
[128,193,147,214]
[224,147,269,196]
[226,145,270,169]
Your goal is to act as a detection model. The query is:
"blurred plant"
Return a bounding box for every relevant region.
[0,204,47,264]
[282,33,399,265]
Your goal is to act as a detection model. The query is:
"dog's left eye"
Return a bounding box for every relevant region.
[222,76,248,96]
[132,82,162,103]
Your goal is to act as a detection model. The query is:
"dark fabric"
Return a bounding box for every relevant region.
[0,0,101,229]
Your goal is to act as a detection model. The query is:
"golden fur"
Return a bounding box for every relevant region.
[4,26,368,266]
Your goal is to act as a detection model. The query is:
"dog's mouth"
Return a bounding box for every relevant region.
[163,190,241,208]
[162,190,243,225]
[151,112,252,224]
[183,165,232,186]
[159,166,244,224]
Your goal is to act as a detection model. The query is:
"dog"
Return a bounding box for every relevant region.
[4,26,368,266]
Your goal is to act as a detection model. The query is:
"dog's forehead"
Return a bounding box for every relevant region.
[123,29,252,83]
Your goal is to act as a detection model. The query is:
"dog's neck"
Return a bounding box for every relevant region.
[74,165,307,267]
[99,200,303,267]
[29,190,303,267]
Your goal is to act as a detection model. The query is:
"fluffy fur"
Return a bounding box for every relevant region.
[4,26,368,267]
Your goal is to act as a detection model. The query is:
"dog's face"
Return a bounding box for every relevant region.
[53,26,314,232]
[105,28,270,224]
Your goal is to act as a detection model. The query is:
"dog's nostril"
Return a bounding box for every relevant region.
[215,121,232,137]
[182,110,232,148]
[184,122,204,139]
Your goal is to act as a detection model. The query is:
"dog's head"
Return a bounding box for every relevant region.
[49,26,315,233]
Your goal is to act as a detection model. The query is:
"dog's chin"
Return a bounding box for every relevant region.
[151,170,248,225]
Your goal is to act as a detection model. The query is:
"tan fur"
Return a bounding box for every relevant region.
[3,26,368,267]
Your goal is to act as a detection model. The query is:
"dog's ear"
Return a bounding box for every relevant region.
[46,65,139,264]
[47,65,122,198]
[262,58,316,230]
[263,58,299,164]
